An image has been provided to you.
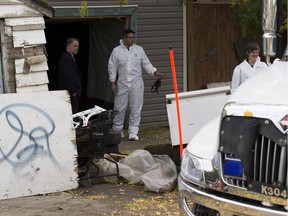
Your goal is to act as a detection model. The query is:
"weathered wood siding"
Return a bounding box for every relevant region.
[0,0,52,93]
[187,2,241,90]
[48,0,184,128]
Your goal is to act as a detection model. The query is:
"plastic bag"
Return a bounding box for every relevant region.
[87,150,177,192]
[118,150,177,192]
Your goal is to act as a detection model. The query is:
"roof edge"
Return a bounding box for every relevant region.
[19,0,55,18]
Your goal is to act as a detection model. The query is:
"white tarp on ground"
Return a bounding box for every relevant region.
[0,91,78,200]
[90,150,177,193]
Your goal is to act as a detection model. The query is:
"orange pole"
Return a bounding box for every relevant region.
[169,46,183,156]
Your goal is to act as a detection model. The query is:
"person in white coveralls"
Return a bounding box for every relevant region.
[108,29,163,141]
[231,42,267,93]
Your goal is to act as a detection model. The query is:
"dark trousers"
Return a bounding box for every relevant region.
[71,95,79,114]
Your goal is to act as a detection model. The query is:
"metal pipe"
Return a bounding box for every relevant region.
[262,0,278,65]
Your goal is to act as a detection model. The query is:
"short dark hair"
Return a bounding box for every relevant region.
[246,42,260,54]
[65,38,79,47]
[122,29,135,38]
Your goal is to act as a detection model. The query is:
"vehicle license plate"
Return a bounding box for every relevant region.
[249,182,287,199]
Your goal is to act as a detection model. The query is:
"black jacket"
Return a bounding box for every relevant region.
[58,51,82,97]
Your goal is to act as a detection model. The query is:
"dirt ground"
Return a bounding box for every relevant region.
[0,127,181,216]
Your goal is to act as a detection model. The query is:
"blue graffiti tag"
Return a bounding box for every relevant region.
[0,103,58,166]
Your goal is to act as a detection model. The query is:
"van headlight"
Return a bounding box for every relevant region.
[181,150,205,186]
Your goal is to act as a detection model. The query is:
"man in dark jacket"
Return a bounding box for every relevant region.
[58,38,82,114]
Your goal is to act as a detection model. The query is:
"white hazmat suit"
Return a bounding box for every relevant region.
[108,39,157,138]
[231,56,267,91]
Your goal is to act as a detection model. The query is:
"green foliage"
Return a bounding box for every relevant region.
[280,18,287,32]
[231,0,287,36]
[115,0,130,5]
[280,0,287,32]
[231,0,262,36]
[80,0,88,17]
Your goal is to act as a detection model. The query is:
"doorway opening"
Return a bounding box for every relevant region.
[44,17,126,111]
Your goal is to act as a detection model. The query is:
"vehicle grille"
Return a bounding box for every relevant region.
[224,133,288,189]
[253,134,287,186]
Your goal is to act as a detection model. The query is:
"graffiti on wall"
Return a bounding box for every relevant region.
[0,91,78,200]
[0,103,59,168]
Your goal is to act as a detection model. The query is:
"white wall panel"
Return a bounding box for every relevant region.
[0,91,78,200]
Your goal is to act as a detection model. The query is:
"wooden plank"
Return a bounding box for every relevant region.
[12,24,45,31]
[19,0,55,18]
[13,29,46,47]
[30,61,48,72]
[5,17,44,26]
[26,54,47,64]
[0,91,78,200]
[6,17,45,31]
[16,84,48,93]
[0,0,21,5]
[0,22,14,93]
[6,45,45,59]
[15,71,49,87]
[15,58,28,74]
[4,26,12,36]
[15,58,48,74]
[0,5,40,18]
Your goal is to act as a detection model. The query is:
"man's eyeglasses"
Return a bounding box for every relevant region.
[125,36,135,39]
